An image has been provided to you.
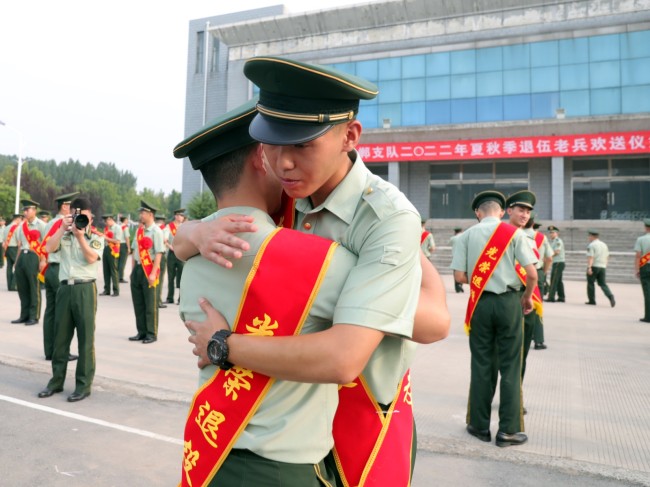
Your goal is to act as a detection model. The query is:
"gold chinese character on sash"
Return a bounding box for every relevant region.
[470,289,476,302]
[195,401,226,448]
[403,374,413,406]
[338,381,358,390]
[471,275,483,288]
[518,266,526,276]
[223,366,254,400]
[245,313,278,336]
[478,261,491,273]
[183,440,200,487]
[485,246,499,260]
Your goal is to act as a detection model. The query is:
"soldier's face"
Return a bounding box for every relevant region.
[507,205,531,228]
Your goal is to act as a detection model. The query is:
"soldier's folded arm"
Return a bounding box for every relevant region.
[413,251,450,344]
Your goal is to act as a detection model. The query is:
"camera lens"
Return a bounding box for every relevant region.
[73,214,89,230]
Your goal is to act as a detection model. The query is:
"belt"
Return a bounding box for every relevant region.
[49,262,59,266]
[60,278,95,285]
[21,249,34,254]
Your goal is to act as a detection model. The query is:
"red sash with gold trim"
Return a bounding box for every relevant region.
[23,221,44,256]
[105,226,120,258]
[180,228,338,487]
[515,241,543,318]
[333,371,414,487]
[640,251,650,268]
[464,222,518,335]
[5,223,18,245]
[420,230,430,244]
[534,231,544,250]
[137,226,159,287]
[37,218,63,283]
[169,222,177,237]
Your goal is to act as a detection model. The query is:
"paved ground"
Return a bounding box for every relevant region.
[1,263,649,486]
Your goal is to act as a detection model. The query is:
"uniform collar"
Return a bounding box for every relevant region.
[215,207,275,226]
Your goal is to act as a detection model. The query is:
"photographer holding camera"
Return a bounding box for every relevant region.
[38,196,104,403]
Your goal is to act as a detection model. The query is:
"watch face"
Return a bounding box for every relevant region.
[207,339,224,365]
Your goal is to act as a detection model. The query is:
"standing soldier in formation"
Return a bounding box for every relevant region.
[155,214,168,308]
[526,214,552,350]
[118,216,131,283]
[4,214,22,291]
[586,229,615,307]
[165,208,185,304]
[0,216,6,269]
[421,220,435,260]
[40,192,79,361]
[451,190,537,447]
[100,214,122,297]
[129,201,164,344]
[38,210,51,224]
[546,225,566,303]
[12,199,46,325]
[634,218,650,323]
[38,196,103,403]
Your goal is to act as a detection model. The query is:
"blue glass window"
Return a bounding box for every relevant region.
[503,94,531,120]
[476,47,502,72]
[590,88,621,115]
[332,62,355,75]
[503,44,530,69]
[378,58,401,80]
[451,99,476,123]
[531,41,559,67]
[559,38,589,64]
[477,72,503,97]
[451,49,476,74]
[560,90,590,116]
[531,92,560,119]
[378,103,402,126]
[426,76,450,100]
[377,80,401,103]
[589,34,620,62]
[402,55,426,78]
[590,61,620,89]
[621,30,650,59]
[622,85,650,113]
[403,79,425,102]
[426,52,450,76]
[622,58,650,85]
[451,74,476,99]
[560,64,589,90]
[477,96,503,122]
[358,104,378,129]
[357,60,378,82]
[503,69,530,95]
[531,66,559,93]
[426,100,451,124]
[402,102,426,125]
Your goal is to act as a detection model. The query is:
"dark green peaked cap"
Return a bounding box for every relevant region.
[244,56,379,145]
[506,190,536,209]
[472,190,506,210]
[21,199,39,209]
[173,98,258,170]
[548,225,560,232]
[139,200,158,213]
[102,214,115,220]
[644,218,650,227]
[38,210,51,217]
[587,229,599,236]
[55,191,80,204]
[174,208,186,215]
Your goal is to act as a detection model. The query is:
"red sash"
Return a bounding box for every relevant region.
[37,218,63,283]
[271,192,296,229]
[137,226,159,287]
[534,231,545,250]
[105,226,120,258]
[640,251,650,268]
[333,371,414,487]
[23,221,44,256]
[180,228,337,487]
[5,223,18,245]
[420,230,430,244]
[464,222,517,335]
[515,239,543,318]
[169,222,177,237]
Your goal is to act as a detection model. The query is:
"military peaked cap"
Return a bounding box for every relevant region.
[38,210,51,218]
[506,190,536,209]
[139,200,158,213]
[587,229,600,236]
[644,218,650,227]
[472,190,506,210]
[21,199,39,210]
[548,225,560,232]
[102,214,115,220]
[55,191,80,204]
[173,208,186,215]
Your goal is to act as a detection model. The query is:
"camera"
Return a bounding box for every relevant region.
[72,208,89,230]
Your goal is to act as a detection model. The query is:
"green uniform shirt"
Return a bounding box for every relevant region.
[16,217,46,248]
[54,230,104,280]
[634,233,650,257]
[450,216,538,293]
[44,215,65,264]
[295,154,422,405]
[131,223,164,262]
[421,232,435,258]
[107,223,123,244]
[523,229,552,270]
[120,224,130,244]
[181,207,357,464]
[550,235,565,263]
[6,222,21,247]
[0,224,5,243]
[587,239,609,268]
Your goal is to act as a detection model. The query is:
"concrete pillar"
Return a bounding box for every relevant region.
[551,156,565,221]
[388,161,400,189]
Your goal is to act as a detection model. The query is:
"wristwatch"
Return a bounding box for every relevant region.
[207,329,233,370]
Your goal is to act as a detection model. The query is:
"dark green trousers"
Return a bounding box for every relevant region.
[0,243,4,268]
[166,250,183,302]
[587,267,613,304]
[43,263,61,359]
[130,264,159,339]
[102,246,119,294]
[210,449,337,487]
[548,262,565,301]
[640,266,650,321]
[157,253,167,303]
[118,242,129,280]
[467,291,524,434]
[47,281,97,394]
[533,269,545,345]
[5,246,17,290]
[522,311,542,380]
[15,250,41,321]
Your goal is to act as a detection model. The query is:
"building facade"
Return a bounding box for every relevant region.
[180,0,650,222]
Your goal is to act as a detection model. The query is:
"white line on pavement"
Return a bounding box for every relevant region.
[0,394,183,445]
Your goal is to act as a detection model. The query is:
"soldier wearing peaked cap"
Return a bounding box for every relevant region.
[41,191,80,361]
[586,229,615,307]
[451,190,537,447]
[118,215,131,283]
[173,57,450,486]
[38,210,51,223]
[128,200,164,344]
[546,225,566,302]
[3,213,23,290]
[635,219,650,323]
[450,227,465,293]
[0,216,5,269]
[99,214,122,297]
[12,199,47,325]
[165,209,185,305]
[154,214,168,308]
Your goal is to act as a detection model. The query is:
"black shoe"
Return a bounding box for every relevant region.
[67,391,90,402]
[165,299,174,304]
[609,296,616,308]
[496,431,528,447]
[534,343,547,350]
[557,298,565,302]
[466,424,491,442]
[99,291,110,296]
[24,319,38,326]
[585,301,596,305]
[11,317,27,324]
[142,336,157,344]
[45,356,52,361]
[546,299,556,302]
[119,279,128,283]
[128,334,145,341]
[640,318,650,323]
[159,303,167,308]
[112,293,119,297]
[38,387,62,398]
[68,354,78,361]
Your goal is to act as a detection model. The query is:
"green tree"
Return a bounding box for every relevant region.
[188,191,217,219]
[0,181,18,218]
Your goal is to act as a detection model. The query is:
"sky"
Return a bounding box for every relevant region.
[0,0,370,194]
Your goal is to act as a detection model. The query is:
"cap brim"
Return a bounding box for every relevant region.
[249,114,333,145]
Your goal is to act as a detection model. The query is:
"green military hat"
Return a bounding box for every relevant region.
[37,210,51,218]
[506,190,536,209]
[173,208,186,215]
[12,213,23,219]
[55,191,80,205]
[155,213,166,221]
[173,98,257,170]
[139,200,158,214]
[244,56,379,145]
[102,214,115,220]
[548,225,560,232]
[533,222,542,230]
[453,227,462,232]
[21,199,39,210]
[471,190,506,210]
[587,229,599,236]
[644,218,650,227]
